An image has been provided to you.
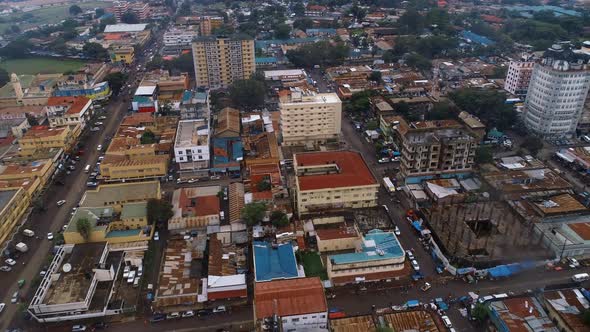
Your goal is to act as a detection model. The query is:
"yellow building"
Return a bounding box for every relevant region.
[65,181,161,245]
[0,188,31,246]
[99,136,169,182]
[18,125,80,156]
[279,89,342,147]
[0,158,55,187]
[293,151,379,216]
[110,46,135,64]
[192,36,255,89]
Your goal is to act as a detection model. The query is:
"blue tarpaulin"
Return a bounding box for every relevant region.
[412,221,422,231]
[406,300,420,308]
[456,267,476,275]
[487,265,512,278]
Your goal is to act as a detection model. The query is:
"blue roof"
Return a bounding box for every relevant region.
[329,229,404,265]
[255,57,278,64]
[461,30,495,46]
[212,137,243,172]
[253,241,299,282]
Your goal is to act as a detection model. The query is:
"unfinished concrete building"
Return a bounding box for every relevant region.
[424,201,549,264]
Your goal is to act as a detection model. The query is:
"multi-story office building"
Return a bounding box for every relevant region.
[44,96,92,129]
[110,1,150,21]
[19,124,81,156]
[0,188,30,246]
[504,53,536,96]
[393,118,478,183]
[524,44,590,138]
[192,36,255,89]
[174,119,210,171]
[293,151,379,216]
[163,28,199,49]
[279,88,342,147]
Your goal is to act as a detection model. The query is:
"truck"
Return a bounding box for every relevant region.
[23,229,34,237]
[383,177,396,194]
[15,242,28,253]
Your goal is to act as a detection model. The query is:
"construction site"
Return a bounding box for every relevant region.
[423,201,551,266]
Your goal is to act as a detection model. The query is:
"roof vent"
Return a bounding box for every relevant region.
[63,263,72,273]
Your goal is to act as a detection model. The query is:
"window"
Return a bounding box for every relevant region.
[291,318,300,322]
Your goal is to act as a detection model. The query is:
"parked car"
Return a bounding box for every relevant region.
[97,145,103,151]
[568,257,581,268]
[182,310,194,318]
[441,316,453,328]
[5,259,16,266]
[57,200,66,206]
[150,314,166,323]
[197,309,212,317]
[154,232,159,241]
[71,325,87,332]
[94,122,104,126]
[0,302,5,313]
[420,282,431,292]
[394,226,401,236]
[405,250,415,260]
[98,116,107,120]
[90,127,100,132]
[11,291,18,304]
[411,260,420,271]
[166,312,180,319]
[213,305,227,313]
[47,233,54,240]
[378,157,390,164]
[0,266,12,272]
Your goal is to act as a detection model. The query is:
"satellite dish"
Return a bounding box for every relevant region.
[62,263,72,273]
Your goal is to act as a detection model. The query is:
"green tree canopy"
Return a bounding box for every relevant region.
[147,198,174,225]
[0,39,32,58]
[76,218,92,241]
[270,211,289,228]
[449,88,516,131]
[274,23,291,39]
[95,8,105,18]
[286,41,349,68]
[69,4,82,16]
[471,303,488,322]
[369,71,382,82]
[82,42,108,60]
[521,135,544,156]
[241,202,267,226]
[105,72,128,95]
[140,130,157,144]
[229,78,266,110]
[0,68,9,87]
[121,11,139,24]
[583,309,590,326]
[475,146,493,165]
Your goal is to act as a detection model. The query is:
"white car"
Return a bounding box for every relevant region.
[5,259,16,266]
[0,302,5,313]
[94,122,104,126]
[441,315,453,328]
[405,250,415,260]
[98,116,107,120]
[568,257,581,268]
[47,233,54,240]
[154,231,159,241]
[394,226,401,236]
[57,200,66,206]
[411,259,420,271]
[182,310,194,317]
[213,305,227,313]
[97,145,103,151]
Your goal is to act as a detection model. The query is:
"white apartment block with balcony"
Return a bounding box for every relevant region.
[174,119,210,171]
[164,28,198,48]
[504,54,536,96]
[524,44,590,138]
[279,88,342,147]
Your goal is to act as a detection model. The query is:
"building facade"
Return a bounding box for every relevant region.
[504,54,536,96]
[192,36,255,89]
[393,118,478,183]
[279,89,342,147]
[19,125,81,156]
[110,46,135,64]
[524,45,590,138]
[0,188,30,246]
[293,151,379,216]
[45,96,93,129]
[174,119,210,170]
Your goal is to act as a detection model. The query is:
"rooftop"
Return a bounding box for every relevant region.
[208,234,247,277]
[488,297,558,332]
[80,181,160,208]
[544,288,589,331]
[22,126,68,139]
[531,194,587,216]
[0,189,17,213]
[279,89,341,105]
[381,310,441,332]
[215,107,240,136]
[0,159,50,177]
[254,277,327,319]
[316,224,359,241]
[295,151,377,191]
[172,186,221,218]
[329,229,404,265]
[45,96,91,115]
[65,207,114,233]
[331,315,376,332]
[175,119,209,148]
[104,23,147,33]
[483,168,571,194]
[253,241,299,282]
[156,238,201,303]
[120,202,147,220]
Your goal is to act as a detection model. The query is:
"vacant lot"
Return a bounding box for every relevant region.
[0,1,112,32]
[300,251,328,280]
[0,57,84,75]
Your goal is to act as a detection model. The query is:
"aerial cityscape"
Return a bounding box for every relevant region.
[0,0,590,331]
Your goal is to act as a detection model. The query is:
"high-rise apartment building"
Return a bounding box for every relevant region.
[524,44,590,138]
[192,36,255,89]
[279,88,342,147]
[392,118,478,183]
[110,1,150,21]
[199,16,223,36]
[504,53,536,96]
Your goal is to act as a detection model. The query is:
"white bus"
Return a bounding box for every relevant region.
[383,177,396,194]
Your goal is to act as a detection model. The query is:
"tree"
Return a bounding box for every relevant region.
[105,72,128,95]
[82,42,108,60]
[270,211,289,228]
[293,2,305,16]
[471,303,488,322]
[229,78,266,110]
[475,146,493,165]
[286,41,349,68]
[178,0,191,16]
[241,202,267,226]
[406,53,432,71]
[521,135,544,156]
[95,8,105,18]
[369,71,382,82]
[121,11,139,24]
[147,198,174,225]
[426,101,459,120]
[76,218,92,241]
[257,178,272,191]
[583,309,590,326]
[449,88,516,131]
[0,39,31,58]
[69,4,82,16]
[140,130,157,144]
[349,2,366,22]
[274,23,291,39]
